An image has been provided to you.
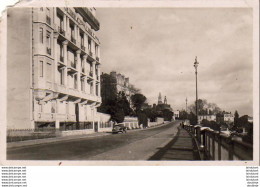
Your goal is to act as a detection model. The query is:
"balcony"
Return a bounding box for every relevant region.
[47,47,51,55]
[67,60,77,74]
[58,26,65,36]
[76,8,100,31]
[81,45,86,51]
[71,36,76,44]
[46,15,51,25]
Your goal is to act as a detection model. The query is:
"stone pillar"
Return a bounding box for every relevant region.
[82,55,87,92]
[62,40,68,86]
[55,120,60,129]
[53,8,57,30]
[66,15,70,38]
[63,13,66,31]
[97,64,101,97]
[53,32,59,84]
[76,50,81,91]
[92,61,96,96]
[74,24,77,42]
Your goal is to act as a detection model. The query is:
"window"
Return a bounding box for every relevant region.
[95,44,98,56]
[80,33,84,47]
[39,28,43,43]
[88,37,91,50]
[46,63,52,81]
[81,79,84,92]
[58,68,64,85]
[46,31,51,48]
[74,75,77,89]
[96,84,98,96]
[39,61,43,77]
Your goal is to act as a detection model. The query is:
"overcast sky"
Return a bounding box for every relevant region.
[97,8,252,116]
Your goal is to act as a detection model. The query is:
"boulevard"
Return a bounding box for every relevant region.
[7,121,181,160]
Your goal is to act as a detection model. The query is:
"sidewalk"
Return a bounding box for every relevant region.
[149,126,200,160]
[7,122,171,149]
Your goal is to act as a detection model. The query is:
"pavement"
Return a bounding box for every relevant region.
[7,122,171,149]
[149,126,200,160]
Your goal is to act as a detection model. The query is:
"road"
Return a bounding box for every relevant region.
[7,121,181,160]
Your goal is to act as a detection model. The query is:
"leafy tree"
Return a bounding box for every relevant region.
[161,109,173,121]
[188,112,197,125]
[234,110,239,128]
[179,110,188,120]
[131,93,147,115]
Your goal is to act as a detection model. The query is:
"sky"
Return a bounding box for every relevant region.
[96,8,253,116]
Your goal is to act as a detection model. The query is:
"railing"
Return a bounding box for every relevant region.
[58,26,65,36]
[81,45,86,51]
[89,71,93,77]
[71,36,76,44]
[46,15,51,25]
[183,124,253,160]
[46,47,51,55]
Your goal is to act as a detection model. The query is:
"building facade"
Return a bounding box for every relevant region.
[7,7,102,131]
[224,113,234,123]
[198,115,217,124]
[110,71,137,101]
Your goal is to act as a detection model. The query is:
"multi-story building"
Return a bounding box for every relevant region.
[110,71,137,101]
[224,113,234,123]
[7,7,103,131]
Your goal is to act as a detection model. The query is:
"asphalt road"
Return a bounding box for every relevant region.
[7,121,181,160]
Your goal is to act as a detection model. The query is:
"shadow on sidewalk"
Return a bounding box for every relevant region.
[148,126,201,161]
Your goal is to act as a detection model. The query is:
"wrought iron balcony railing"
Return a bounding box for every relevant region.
[58,26,65,36]
[71,36,76,44]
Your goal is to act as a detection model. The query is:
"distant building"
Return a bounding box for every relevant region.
[224,113,234,123]
[156,93,172,111]
[110,71,138,101]
[173,110,180,119]
[198,115,217,124]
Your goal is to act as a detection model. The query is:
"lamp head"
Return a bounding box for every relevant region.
[194,56,199,68]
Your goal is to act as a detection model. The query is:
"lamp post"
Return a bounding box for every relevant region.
[194,56,199,124]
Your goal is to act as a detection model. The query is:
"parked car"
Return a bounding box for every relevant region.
[112,123,127,134]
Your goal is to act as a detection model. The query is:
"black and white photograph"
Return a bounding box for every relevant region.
[1,0,259,165]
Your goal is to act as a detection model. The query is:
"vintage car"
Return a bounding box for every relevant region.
[112,123,127,134]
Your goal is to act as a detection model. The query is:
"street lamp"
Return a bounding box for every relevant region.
[194,56,199,124]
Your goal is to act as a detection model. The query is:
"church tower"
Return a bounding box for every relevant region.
[164,96,167,104]
[158,92,163,105]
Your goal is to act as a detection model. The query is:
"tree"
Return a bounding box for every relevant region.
[161,109,173,121]
[188,99,221,115]
[131,93,147,115]
[98,73,133,123]
[179,110,188,120]
[234,110,239,128]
